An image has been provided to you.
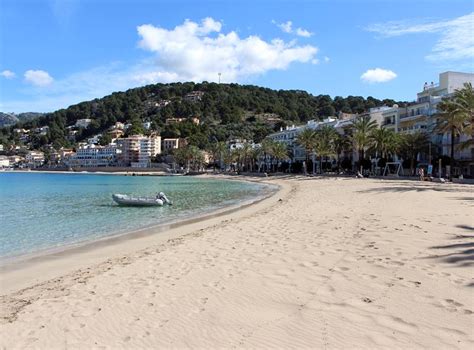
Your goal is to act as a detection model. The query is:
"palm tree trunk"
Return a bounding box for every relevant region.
[450,128,455,167]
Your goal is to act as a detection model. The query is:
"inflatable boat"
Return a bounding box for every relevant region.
[112,192,172,207]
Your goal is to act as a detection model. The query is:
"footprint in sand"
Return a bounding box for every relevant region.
[445,299,463,307]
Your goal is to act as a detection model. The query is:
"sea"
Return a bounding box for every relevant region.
[0,172,272,260]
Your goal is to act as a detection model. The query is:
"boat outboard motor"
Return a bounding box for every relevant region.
[159,192,172,205]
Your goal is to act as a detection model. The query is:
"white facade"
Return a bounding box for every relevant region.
[75,119,92,128]
[87,134,102,145]
[136,137,161,166]
[387,71,473,168]
[117,135,161,166]
[162,138,185,153]
[0,156,10,168]
[268,118,340,161]
[68,144,121,167]
[25,151,45,168]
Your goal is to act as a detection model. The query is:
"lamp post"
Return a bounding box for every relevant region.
[218,73,221,84]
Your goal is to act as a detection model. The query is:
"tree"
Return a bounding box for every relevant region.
[333,131,352,171]
[99,133,112,146]
[352,116,377,170]
[313,125,336,173]
[208,141,227,171]
[271,142,289,172]
[436,100,467,166]
[449,83,473,152]
[127,116,144,136]
[259,139,275,172]
[400,132,429,175]
[370,127,401,158]
[296,128,316,164]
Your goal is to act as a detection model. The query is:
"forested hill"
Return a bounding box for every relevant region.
[0,112,43,128]
[0,82,403,149]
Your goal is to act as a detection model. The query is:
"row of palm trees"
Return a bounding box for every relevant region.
[205,139,289,173]
[296,82,473,174]
[174,83,473,174]
[297,115,435,174]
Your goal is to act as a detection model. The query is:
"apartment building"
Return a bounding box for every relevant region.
[117,135,161,167]
[25,151,45,168]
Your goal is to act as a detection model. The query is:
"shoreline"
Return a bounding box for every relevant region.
[0,175,287,294]
[1,169,172,176]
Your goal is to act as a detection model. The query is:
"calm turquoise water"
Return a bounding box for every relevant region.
[0,173,270,259]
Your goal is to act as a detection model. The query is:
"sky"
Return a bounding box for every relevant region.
[0,0,473,113]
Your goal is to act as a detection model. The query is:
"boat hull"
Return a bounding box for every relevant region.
[112,194,164,207]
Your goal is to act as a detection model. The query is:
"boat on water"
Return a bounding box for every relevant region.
[112,192,172,207]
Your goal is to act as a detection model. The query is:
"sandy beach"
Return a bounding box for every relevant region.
[1,176,473,349]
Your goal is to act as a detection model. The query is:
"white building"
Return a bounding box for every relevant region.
[162,138,186,153]
[75,119,92,128]
[134,137,161,167]
[34,126,49,136]
[0,156,10,168]
[267,118,344,162]
[384,71,473,171]
[87,134,102,145]
[25,151,45,168]
[117,135,161,167]
[68,144,121,167]
[142,121,152,130]
[184,91,205,102]
[112,122,125,130]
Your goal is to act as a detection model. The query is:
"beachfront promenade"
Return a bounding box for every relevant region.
[1,177,473,348]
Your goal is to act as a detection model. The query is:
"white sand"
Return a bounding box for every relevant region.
[1,177,473,349]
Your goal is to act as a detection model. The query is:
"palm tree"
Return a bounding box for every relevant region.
[451,82,474,151]
[296,128,316,171]
[313,125,336,173]
[333,130,352,172]
[208,141,227,171]
[296,128,316,165]
[271,142,289,172]
[436,99,467,166]
[352,116,377,170]
[240,143,254,172]
[400,132,429,175]
[259,139,275,172]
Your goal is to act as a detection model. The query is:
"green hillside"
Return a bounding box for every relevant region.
[0,82,401,150]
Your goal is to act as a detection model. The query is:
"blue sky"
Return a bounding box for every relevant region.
[0,0,473,113]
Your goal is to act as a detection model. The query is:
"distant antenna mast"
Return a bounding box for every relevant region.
[218,72,221,84]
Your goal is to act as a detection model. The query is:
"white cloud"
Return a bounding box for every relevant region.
[136,17,318,83]
[273,20,313,37]
[324,56,330,63]
[295,28,312,38]
[360,68,397,83]
[24,70,54,87]
[277,20,293,33]
[1,70,15,79]
[366,13,474,62]
[3,18,319,112]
